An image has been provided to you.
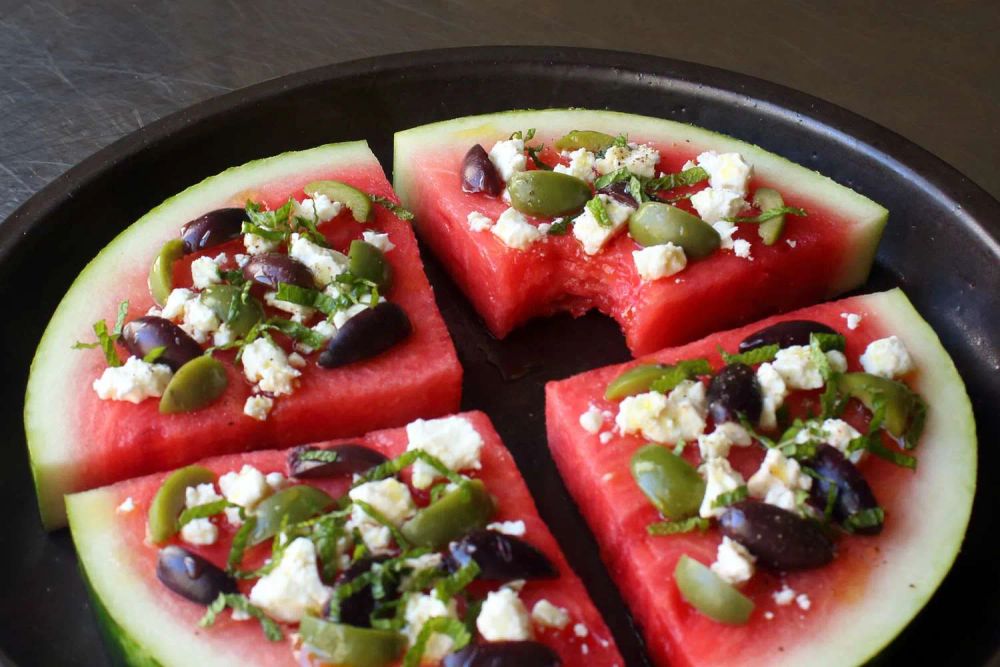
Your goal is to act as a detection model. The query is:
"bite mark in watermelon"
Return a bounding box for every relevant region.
[66,411,623,666]
[393,109,887,355]
[26,142,462,529]
[545,288,976,667]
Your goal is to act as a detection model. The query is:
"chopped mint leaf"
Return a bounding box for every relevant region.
[645,166,708,192]
[672,439,686,456]
[200,593,283,641]
[867,439,918,469]
[298,449,340,463]
[725,206,807,224]
[720,344,779,366]
[370,194,415,221]
[647,517,710,535]
[403,617,471,667]
[352,500,412,551]
[648,358,712,394]
[810,332,846,352]
[433,560,480,601]
[593,167,631,190]
[586,196,613,228]
[627,175,645,204]
[73,300,130,367]
[612,133,628,148]
[142,346,167,364]
[227,516,256,573]
[178,499,235,527]
[903,396,927,450]
[843,507,885,533]
[354,450,462,487]
[112,300,129,336]
[711,485,749,509]
[265,317,327,349]
[526,145,552,171]
[546,217,572,235]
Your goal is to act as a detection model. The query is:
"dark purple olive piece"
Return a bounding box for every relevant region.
[318,302,412,369]
[706,363,762,424]
[326,556,399,627]
[120,316,202,371]
[242,253,314,290]
[719,501,834,571]
[446,529,557,581]
[180,208,248,254]
[738,319,838,352]
[287,443,389,479]
[807,444,882,535]
[461,144,503,196]
[444,641,561,667]
[156,545,237,605]
[596,180,639,208]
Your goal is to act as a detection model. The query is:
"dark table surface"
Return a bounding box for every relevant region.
[1,0,998,226]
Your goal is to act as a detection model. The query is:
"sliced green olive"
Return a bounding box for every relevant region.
[148,239,185,306]
[199,285,264,337]
[148,465,216,543]
[753,187,786,246]
[299,616,406,667]
[837,372,925,441]
[507,171,591,217]
[628,202,721,258]
[348,240,393,291]
[401,480,495,549]
[630,445,705,520]
[605,364,671,400]
[251,485,335,544]
[159,356,228,414]
[675,555,754,625]
[553,130,616,153]
[305,180,372,223]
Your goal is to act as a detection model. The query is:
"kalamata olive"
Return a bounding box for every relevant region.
[596,180,638,208]
[707,363,762,424]
[156,545,237,605]
[180,208,247,253]
[329,556,398,627]
[719,501,834,570]
[807,444,882,535]
[443,641,561,667]
[738,320,837,352]
[446,530,557,581]
[288,443,389,479]
[318,302,412,369]
[120,316,202,372]
[241,253,314,290]
[461,144,503,196]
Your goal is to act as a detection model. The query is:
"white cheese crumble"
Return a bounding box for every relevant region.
[860,336,914,379]
[477,587,533,642]
[488,138,527,182]
[696,151,753,196]
[486,520,526,537]
[265,291,315,324]
[796,593,812,610]
[249,537,332,623]
[756,362,788,430]
[404,594,459,661]
[772,345,841,390]
[579,404,606,434]
[711,220,738,250]
[186,482,222,508]
[190,255,223,289]
[116,497,135,513]
[595,143,660,179]
[711,536,756,585]
[181,297,221,344]
[698,457,745,519]
[553,147,597,183]
[615,381,707,444]
[92,356,173,403]
[161,288,195,321]
[332,303,370,330]
[697,422,752,460]
[244,232,279,255]
[803,418,863,463]
[362,230,395,252]
[288,233,349,287]
[348,478,417,553]
[241,337,301,396]
[219,465,271,508]
[732,239,753,260]
[841,312,863,330]
[826,349,848,373]
[773,584,796,606]
[213,324,236,347]
[266,472,286,491]
[573,623,589,638]
[633,243,687,281]
[572,193,633,255]
[531,599,571,630]
[491,207,542,250]
[690,187,745,223]
[405,416,484,489]
[294,194,342,223]
[599,432,613,445]
[747,448,812,513]
[180,518,218,546]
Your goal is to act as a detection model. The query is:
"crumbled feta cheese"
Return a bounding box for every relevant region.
[697,423,752,461]
[690,187,745,223]
[841,312,863,330]
[826,349,848,373]
[711,220,738,250]
[289,234,349,287]
[773,584,796,605]
[116,497,135,513]
[190,255,223,289]
[249,537,332,623]
[491,207,542,250]
[599,432,613,445]
[553,148,597,183]
[633,243,687,281]
[756,362,788,429]
[92,356,173,403]
[405,416,484,489]
[786,239,797,248]
[241,337,301,395]
[287,352,306,368]
[772,345,825,390]
[235,253,250,267]
[185,482,222,508]
[213,324,236,347]
[816,418,863,462]
[796,593,812,610]
[595,143,660,179]
[181,297,221,343]
[266,472,286,490]
[161,288,195,321]
[224,507,243,526]
[349,478,417,553]
[294,194,342,223]
[747,448,812,512]
[698,457,745,518]
[573,623,589,638]
[244,232,279,255]
[764,611,775,620]
[711,536,756,585]
[478,588,533,641]
[265,291,316,324]
[332,303,370,329]
[696,151,753,196]
[488,138,527,182]
[404,594,459,661]
[486,520,526,537]
[537,223,552,234]
[732,239,753,260]
[219,465,271,508]
[615,381,707,444]
[572,194,632,255]
[180,518,218,546]
[860,336,914,379]
[362,230,395,252]
[531,599,571,630]
[146,306,162,317]
[579,404,605,434]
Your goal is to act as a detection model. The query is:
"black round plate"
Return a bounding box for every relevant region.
[0,47,997,666]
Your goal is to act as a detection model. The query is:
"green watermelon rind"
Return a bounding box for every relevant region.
[25,141,375,530]
[393,108,888,296]
[81,568,163,667]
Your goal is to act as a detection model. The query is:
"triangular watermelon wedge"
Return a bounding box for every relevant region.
[26,142,462,528]
[545,288,975,666]
[67,411,622,666]
[393,109,887,355]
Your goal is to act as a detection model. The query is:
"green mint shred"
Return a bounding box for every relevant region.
[403,617,471,667]
[711,485,749,510]
[586,195,613,228]
[720,344,779,366]
[645,166,709,192]
[178,499,235,527]
[73,299,130,367]
[843,507,885,533]
[546,217,572,235]
[226,516,256,573]
[370,194,415,221]
[725,205,807,224]
[593,167,631,190]
[433,560,480,601]
[298,449,340,463]
[142,345,166,364]
[200,593,283,641]
[648,358,712,394]
[647,517,710,535]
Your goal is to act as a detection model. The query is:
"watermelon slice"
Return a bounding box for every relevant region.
[26,142,462,529]
[67,411,622,666]
[393,109,887,355]
[545,288,975,666]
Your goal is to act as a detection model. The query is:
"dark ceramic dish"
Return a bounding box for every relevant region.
[0,48,996,666]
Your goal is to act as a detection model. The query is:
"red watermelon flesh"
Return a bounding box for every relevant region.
[67,411,623,666]
[545,289,975,667]
[26,143,462,529]
[394,110,886,356]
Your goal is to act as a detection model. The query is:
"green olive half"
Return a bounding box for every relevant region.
[401,480,495,549]
[147,465,216,543]
[753,187,786,246]
[605,364,671,400]
[675,555,754,624]
[299,616,406,667]
[837,372,925,441]
[159,356,228,414]
[553,130,616,153]
[507,171,591,217]
[628,202,721,259]
[305,180,372,223]
[348,240,392,291]
[148,239,185,306]
[199,285,264,337]
[251,485,336,544]
[630,444,705,520]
